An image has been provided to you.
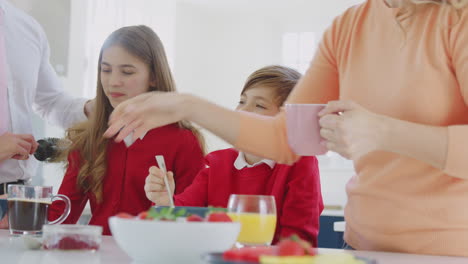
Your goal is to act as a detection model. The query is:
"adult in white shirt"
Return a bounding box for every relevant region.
[0,0,93,192]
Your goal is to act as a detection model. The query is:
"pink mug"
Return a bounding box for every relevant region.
[285,103,328,156]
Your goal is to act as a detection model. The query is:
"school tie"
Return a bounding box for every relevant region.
[0,10,10,136]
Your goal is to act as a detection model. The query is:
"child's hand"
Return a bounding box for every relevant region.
[144,166,175,205]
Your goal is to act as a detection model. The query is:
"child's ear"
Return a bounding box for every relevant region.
[149,76,157,88]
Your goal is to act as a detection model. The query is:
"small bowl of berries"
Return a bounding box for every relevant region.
[42,224,102,251]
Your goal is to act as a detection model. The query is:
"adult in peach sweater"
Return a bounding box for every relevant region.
[104,0,468,257]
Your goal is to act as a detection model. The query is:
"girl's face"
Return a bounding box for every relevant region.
[236,86,280,116]
[100,45,155,108]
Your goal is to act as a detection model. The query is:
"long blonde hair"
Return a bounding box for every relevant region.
[63,25,206,202]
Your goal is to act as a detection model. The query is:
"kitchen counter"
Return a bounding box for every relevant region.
[0,229,131,264]
[1,230,467,263]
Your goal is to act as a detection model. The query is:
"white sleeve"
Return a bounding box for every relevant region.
[32,26,88,129]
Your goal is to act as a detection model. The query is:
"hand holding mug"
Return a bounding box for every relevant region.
[318,100,385,161]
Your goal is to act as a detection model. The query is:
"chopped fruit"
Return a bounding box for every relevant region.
[146,207,187,221]
[277,240,305,256]
[43,235,100,250]
[223,246,275,262]
[137,211,149,220]
[276,235,316,256]
[206,212,232,222]
[186,214,204,222]
[125,207,232,222]
[223,235,317,263]
[223,248,244,261]
[244,247,276,262]
[115,212,134,219]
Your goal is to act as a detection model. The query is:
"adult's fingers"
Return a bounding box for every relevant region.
[318,100,358,116]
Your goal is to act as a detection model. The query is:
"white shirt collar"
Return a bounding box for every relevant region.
[123,131,147,147]
[233,151,276,170]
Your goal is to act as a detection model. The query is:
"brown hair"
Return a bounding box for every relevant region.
[63,25,206,202]
[240,65,302,107]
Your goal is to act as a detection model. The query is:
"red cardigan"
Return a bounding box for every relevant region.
[49,125,205,235]
[174,148,323,246]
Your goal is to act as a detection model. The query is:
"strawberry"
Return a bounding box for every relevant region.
[275,235,317,256]
[277,239,305,256]
[115,212,134,219]
[244,247,275,262]
[223,246,275,262]
[297,239,316,255]
[206,212,232,222]
[186,214,204,222]
[137,211,149,220]
[223,248,244,261]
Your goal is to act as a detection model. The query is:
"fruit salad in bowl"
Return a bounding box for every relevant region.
[109,206,240,264]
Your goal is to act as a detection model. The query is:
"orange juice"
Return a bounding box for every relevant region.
[228,213,277,245]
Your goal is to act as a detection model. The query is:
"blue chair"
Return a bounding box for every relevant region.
[318,214,345,248]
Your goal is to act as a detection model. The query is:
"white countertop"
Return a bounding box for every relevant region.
[1,230,468,263]
[0,230,131,264]
[320,248,468,264]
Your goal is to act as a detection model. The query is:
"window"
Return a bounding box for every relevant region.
[83,0,176,98]
[282,32,317,74]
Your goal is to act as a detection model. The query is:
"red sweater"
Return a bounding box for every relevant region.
[49,124,204,235]
[174,148,323,246]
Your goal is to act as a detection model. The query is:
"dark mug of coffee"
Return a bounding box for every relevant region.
[7,185,70,236]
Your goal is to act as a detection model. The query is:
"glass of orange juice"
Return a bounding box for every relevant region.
[227,194,277,247]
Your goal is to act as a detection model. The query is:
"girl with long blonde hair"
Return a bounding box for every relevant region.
[49,25,205,235]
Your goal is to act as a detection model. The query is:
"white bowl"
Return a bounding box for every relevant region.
[108,216,240,264]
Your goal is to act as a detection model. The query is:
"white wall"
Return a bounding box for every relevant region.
[42,0,89,192]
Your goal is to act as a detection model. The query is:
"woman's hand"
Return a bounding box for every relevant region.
[104,92,188,142]
[318,100,386,161]
[144,166,175,205]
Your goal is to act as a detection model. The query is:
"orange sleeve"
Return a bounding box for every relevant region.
[235,17,341,164]
[443,8,468,178]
